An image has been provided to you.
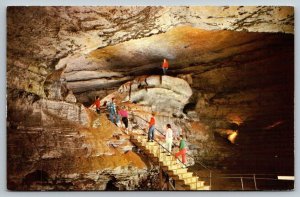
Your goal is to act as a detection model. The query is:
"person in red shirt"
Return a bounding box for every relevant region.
[90,96,101,114]
[148,112,156,142]
[162,58,169,75]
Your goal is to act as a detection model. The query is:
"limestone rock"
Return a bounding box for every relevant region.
[121,75,192,114]
[7,99,155,190]
[7,6,294,97]
[43,66,67,100]
[64,91,77,103]
[39,99,90,127]
[6,6,294,189]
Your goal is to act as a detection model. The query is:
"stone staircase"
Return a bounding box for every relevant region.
[130,134,210,191]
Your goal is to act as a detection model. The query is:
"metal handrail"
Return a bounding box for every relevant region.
[132,113,213,190]
[194,173,294,190]
[133,116,187,168]
[132,113,210,170]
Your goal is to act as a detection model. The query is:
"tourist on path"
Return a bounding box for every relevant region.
[161,58,169,75]
[90,96,101,114]
[107,97,118,124]
[118,106,129,133]
[175,135,187,167]
[165,124,173,155]
[148,113,156,142]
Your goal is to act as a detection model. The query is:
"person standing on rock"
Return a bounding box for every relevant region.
[118,106,129,134]
[90,96,101,114]
[165,124,173,155]
[148,113,156,142]
[161,58,169,75]
[175,135,187,167]
[107,97,118,124]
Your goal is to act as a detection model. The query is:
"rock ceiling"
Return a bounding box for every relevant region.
[6,6,294,190]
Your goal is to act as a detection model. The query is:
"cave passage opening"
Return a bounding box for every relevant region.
[105,176,119,191]
[59,26,294,177]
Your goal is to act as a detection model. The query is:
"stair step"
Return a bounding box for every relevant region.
[161,160,177,166]
[144,142,156,147]
[132,134,208,191]
[197,185,210,190]
[149,144,160,148]
[147,142,157,145]
[148,147,160,153]
[146,144,159,149]
[150,150,161,157]
[162,164,181,171]
[133,135,145,140]
[159,155,174,161]
[173,171,192,179]
[170,168,187,175]
[149,150,162,157]
[136,135,147,139]
[179,176,198,184]
[166,164,182,170]
[185,181,207,190]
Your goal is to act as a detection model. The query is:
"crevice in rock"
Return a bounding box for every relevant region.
[7,6,294,190]
[105,176,119,191]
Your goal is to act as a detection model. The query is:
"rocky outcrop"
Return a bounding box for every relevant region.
[56,26,293,102]
[7,6,294,190]
[121,75,192,114]
[99,75,234,167]
[7,6,293,97]
[7,90,160,190]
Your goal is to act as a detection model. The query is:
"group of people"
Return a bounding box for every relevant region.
[90,97,187,166]
[89,58,187,166]
[147,113,187,166]
[90,97,129,133]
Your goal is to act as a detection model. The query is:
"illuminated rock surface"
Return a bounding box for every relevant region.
[7,6,294,190]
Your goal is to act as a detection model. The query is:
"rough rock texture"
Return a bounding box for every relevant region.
[7,78,162,190]
[121,75,192,114]
[7,89,160,191]
[7,6,294,190]
[7,6,293,97]
[100,75,235,167]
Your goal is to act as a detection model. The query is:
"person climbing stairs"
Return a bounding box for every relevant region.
[130,134,210,190]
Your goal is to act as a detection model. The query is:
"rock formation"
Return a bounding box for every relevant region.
[7,90,159,190]
[7,6,294,190]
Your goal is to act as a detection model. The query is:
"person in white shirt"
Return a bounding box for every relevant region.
[165,124,173,155]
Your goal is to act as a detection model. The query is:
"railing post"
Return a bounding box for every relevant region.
[253,174,258,190]
[240,177,244,190]
[209,171,212,189]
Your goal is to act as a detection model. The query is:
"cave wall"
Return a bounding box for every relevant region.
[7,91,158,190]
[7,6,293,97]
[6,6,294,189]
